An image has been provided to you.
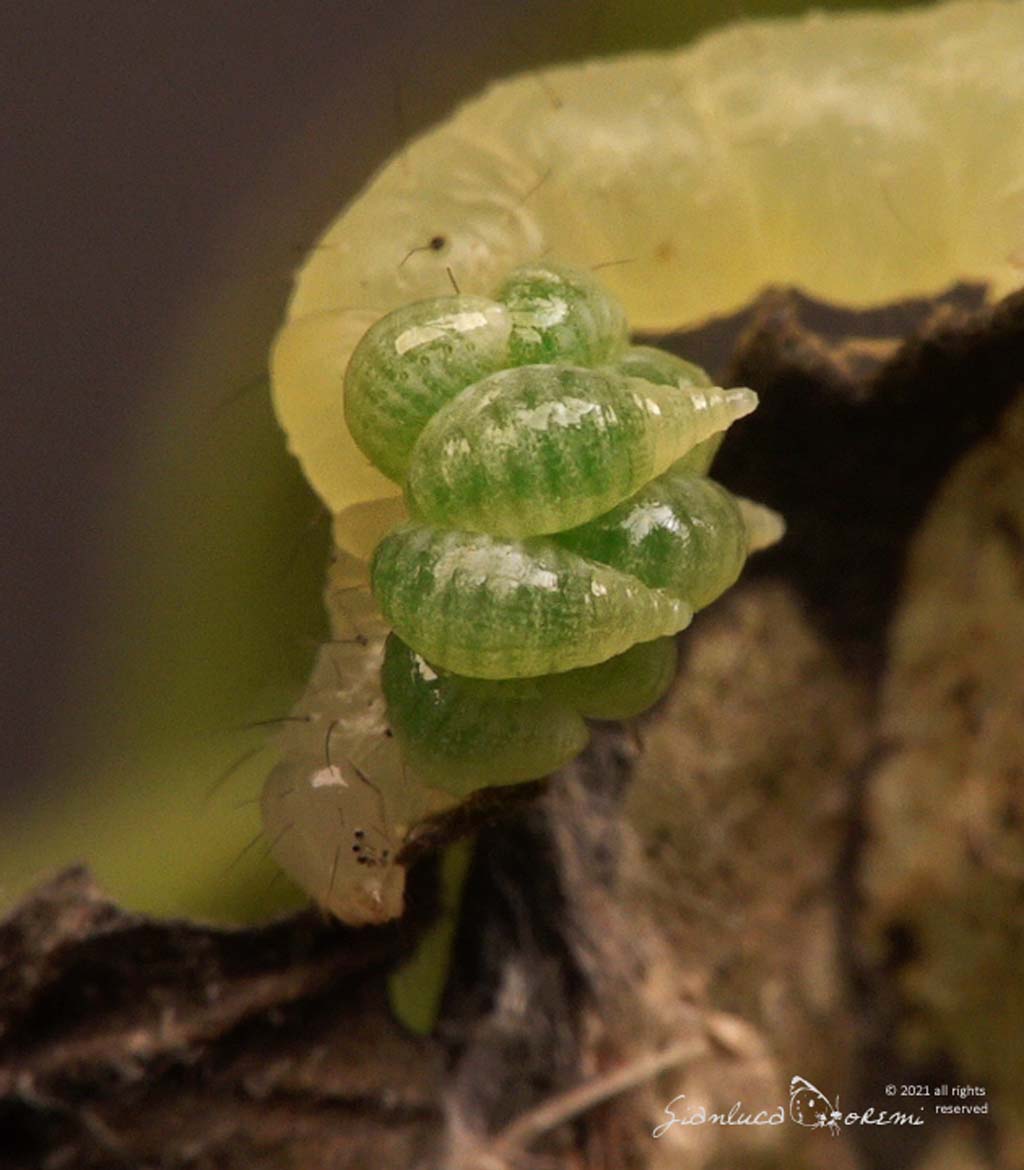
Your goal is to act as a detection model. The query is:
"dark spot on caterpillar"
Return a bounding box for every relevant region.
[399,235,448,268]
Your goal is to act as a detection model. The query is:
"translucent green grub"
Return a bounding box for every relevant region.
[381,634,588,794]
[497,262,629,366]
[371,523,693,679]
[556,468,749,609]
[539,636,678,721]
[343,295,511,481]
[405,364,757,538]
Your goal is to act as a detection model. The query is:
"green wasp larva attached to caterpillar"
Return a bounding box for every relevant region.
[610,346,711,392]
[380,633,589,795]
[371,523,696,680]
[380,633,683,792]
[555,467,751,610]
[610,346,722,475]
[405,363,757,538]
[496,261,629,366]
[343,295,512,482]
[539,637,679,722]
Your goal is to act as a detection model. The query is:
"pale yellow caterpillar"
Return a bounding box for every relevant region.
[1,3,1020,934]
[259,0,1023,925]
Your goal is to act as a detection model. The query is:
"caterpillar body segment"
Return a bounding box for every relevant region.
[262,568,456,924]
[272,307,393,517]
[261,754,408,927]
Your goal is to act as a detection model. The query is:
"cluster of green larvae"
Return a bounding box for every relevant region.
[356,263,782,791]
[261,263,782,926]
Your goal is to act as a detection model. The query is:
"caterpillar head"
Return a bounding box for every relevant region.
[261,755,407,927]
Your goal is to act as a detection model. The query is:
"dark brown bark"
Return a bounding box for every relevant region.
[2,287,1022,1170]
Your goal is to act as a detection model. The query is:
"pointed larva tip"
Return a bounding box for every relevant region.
[724,386,758,419]
[737,498,786,553]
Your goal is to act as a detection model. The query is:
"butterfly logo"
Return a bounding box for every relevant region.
[789,1076,843,1137]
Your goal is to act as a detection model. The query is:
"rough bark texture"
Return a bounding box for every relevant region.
[2,286,1022,1170]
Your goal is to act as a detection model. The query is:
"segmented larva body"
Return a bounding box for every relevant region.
[406,365,755,537]
[379,633,686,793]
[372,524,694,679]
[380,632,590,795]
[344,295,513,482]
[261,755,408,927]
[263,262,783,924]
[556,468,751,610]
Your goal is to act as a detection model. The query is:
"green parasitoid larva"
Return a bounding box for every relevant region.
[380,633,681,790]
[380,633,589,795]
[404,362,757,538]
[555,467,751,610]
[497,261,629,366]
[371,522,696,680]
[343,295,512,482]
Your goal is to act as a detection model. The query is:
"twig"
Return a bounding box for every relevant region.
[486,1037,707,1161]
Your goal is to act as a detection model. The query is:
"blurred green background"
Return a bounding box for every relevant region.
[1,0,929,921]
